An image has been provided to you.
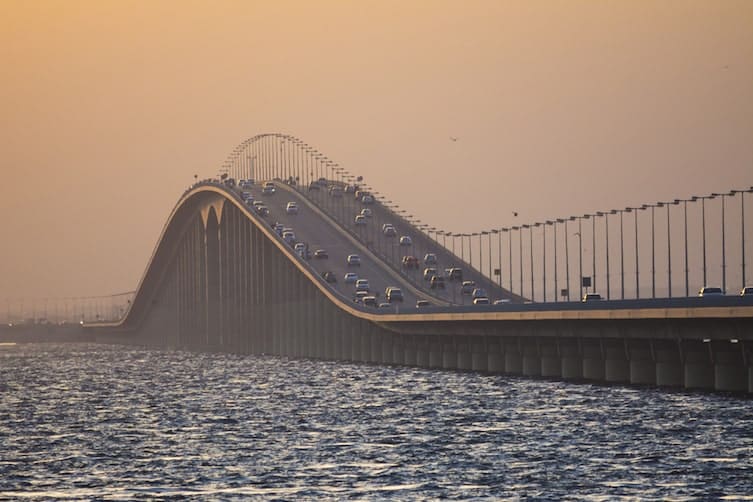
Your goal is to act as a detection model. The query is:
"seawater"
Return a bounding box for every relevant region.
[0,343,751,500]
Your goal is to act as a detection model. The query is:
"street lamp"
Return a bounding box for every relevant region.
[572,216,583,299]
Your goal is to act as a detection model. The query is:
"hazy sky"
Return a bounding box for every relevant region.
[1,0,751,301]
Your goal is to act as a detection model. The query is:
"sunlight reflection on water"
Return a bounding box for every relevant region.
[0,343,751,499]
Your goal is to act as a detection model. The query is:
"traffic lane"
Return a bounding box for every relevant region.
[317,190,508,303]
[256,185,423,306]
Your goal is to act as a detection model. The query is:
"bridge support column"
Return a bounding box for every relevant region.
[504,339,522,375]
[381,334,394,365]
[581,340,604,381]
[604,341,630,383]
[714,343,747,392]
[629,344,656,386]
[392,336,405,366]
[684,342,715,390]
[655,343,683,388]
[457,339,473,371]
[404,337,417,367]
[429,338,443,368]
[522,340,541,377]
[560,340,583,380]
[442,339,457,369]
[540,341,561,378]
[487,341,504,373]
[471,342,488,372]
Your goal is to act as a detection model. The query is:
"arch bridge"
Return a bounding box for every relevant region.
[91,134,753,393]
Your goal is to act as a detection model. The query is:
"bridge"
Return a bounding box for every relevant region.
[84,133,752,393]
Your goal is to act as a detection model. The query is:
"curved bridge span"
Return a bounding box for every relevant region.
[91,134,753,393]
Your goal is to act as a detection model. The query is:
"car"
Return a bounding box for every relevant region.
[473,297,490,305]
[402,256,419,269]
[355,279,370,292]
[286,202,298,214]
[253,200,264,208]
[582,293,603,302]
[698,287,724,297]
[493,299,511,305]
[344,272,358,284]
[354,215,367,225]
[355,190,369,200]
[399,236,412,246]
[345,185,356,193]
[245,198,255,206]
[430,275,445,289]
[460,280,476,295]
[416,300,431,308]
[377,302,392,309]
[241,191,252,200]
[294,243,306,256]
[347,254,361,266]
[447,267,463,281]
[363,296,378,308]
[741,287,753,296]
[282,231,295,244]
[329,187,343,198]
[360,208,372,218]
[386,288,404,303]
[321,271,337,283]
[423,267,437,280]
[383,226,397,237]
[308,182,321,191]
[274,223,285,235]
[424,253,437,265]
[262,183,275,195]
[314,249,328,259]
[255,205,269,216]
[361,195,374,204]
[471,288,488,300]
[354,290,369,302]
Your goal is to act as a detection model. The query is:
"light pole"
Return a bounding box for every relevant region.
[642,204,657,298]
[507,227,513,294]
[574,216,583,299]
[720,191,734,293]
[743,187,753,287]
[530,223,536,301]
[565,217,572,301]
[551,220,559,302]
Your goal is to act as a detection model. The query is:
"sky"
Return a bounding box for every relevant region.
[1,0,751,304]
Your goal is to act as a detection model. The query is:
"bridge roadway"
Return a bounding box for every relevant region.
[301,182,517,304]
[236,181,439,309]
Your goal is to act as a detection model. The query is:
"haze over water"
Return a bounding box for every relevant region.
[1,343,751,499]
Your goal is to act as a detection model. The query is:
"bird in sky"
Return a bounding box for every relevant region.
[513,211,518,217]
[450,137,458,142]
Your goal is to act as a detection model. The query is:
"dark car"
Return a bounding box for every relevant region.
[430,276,446,289]
[322,271,337,283]
[314,249,329,259]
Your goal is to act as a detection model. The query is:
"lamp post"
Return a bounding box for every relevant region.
[552,220,560,302]
[641,204,657,298]
[720,191,734,293]
[565,217,572,301]
[743,187,753,287]
[699,194,716,287]
[520,225,528,298]
[508,227,514,294]
[574,216,583,299]
[590,214,596,294]
[483,230,491,281]
[530,223,537,301]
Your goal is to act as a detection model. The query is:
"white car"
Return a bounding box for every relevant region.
[361,195,374,204]
[473,297,490,305]
[347,254,361,266]
[286,202,298,214]
[344,272,358,284]
[355,215,367,225]
[360,208,372,218]
[399,236,412,246]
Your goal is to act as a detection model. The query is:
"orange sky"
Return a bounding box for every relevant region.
[1,0,751,302]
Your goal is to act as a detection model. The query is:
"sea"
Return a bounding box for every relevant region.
[0,343,751,500]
